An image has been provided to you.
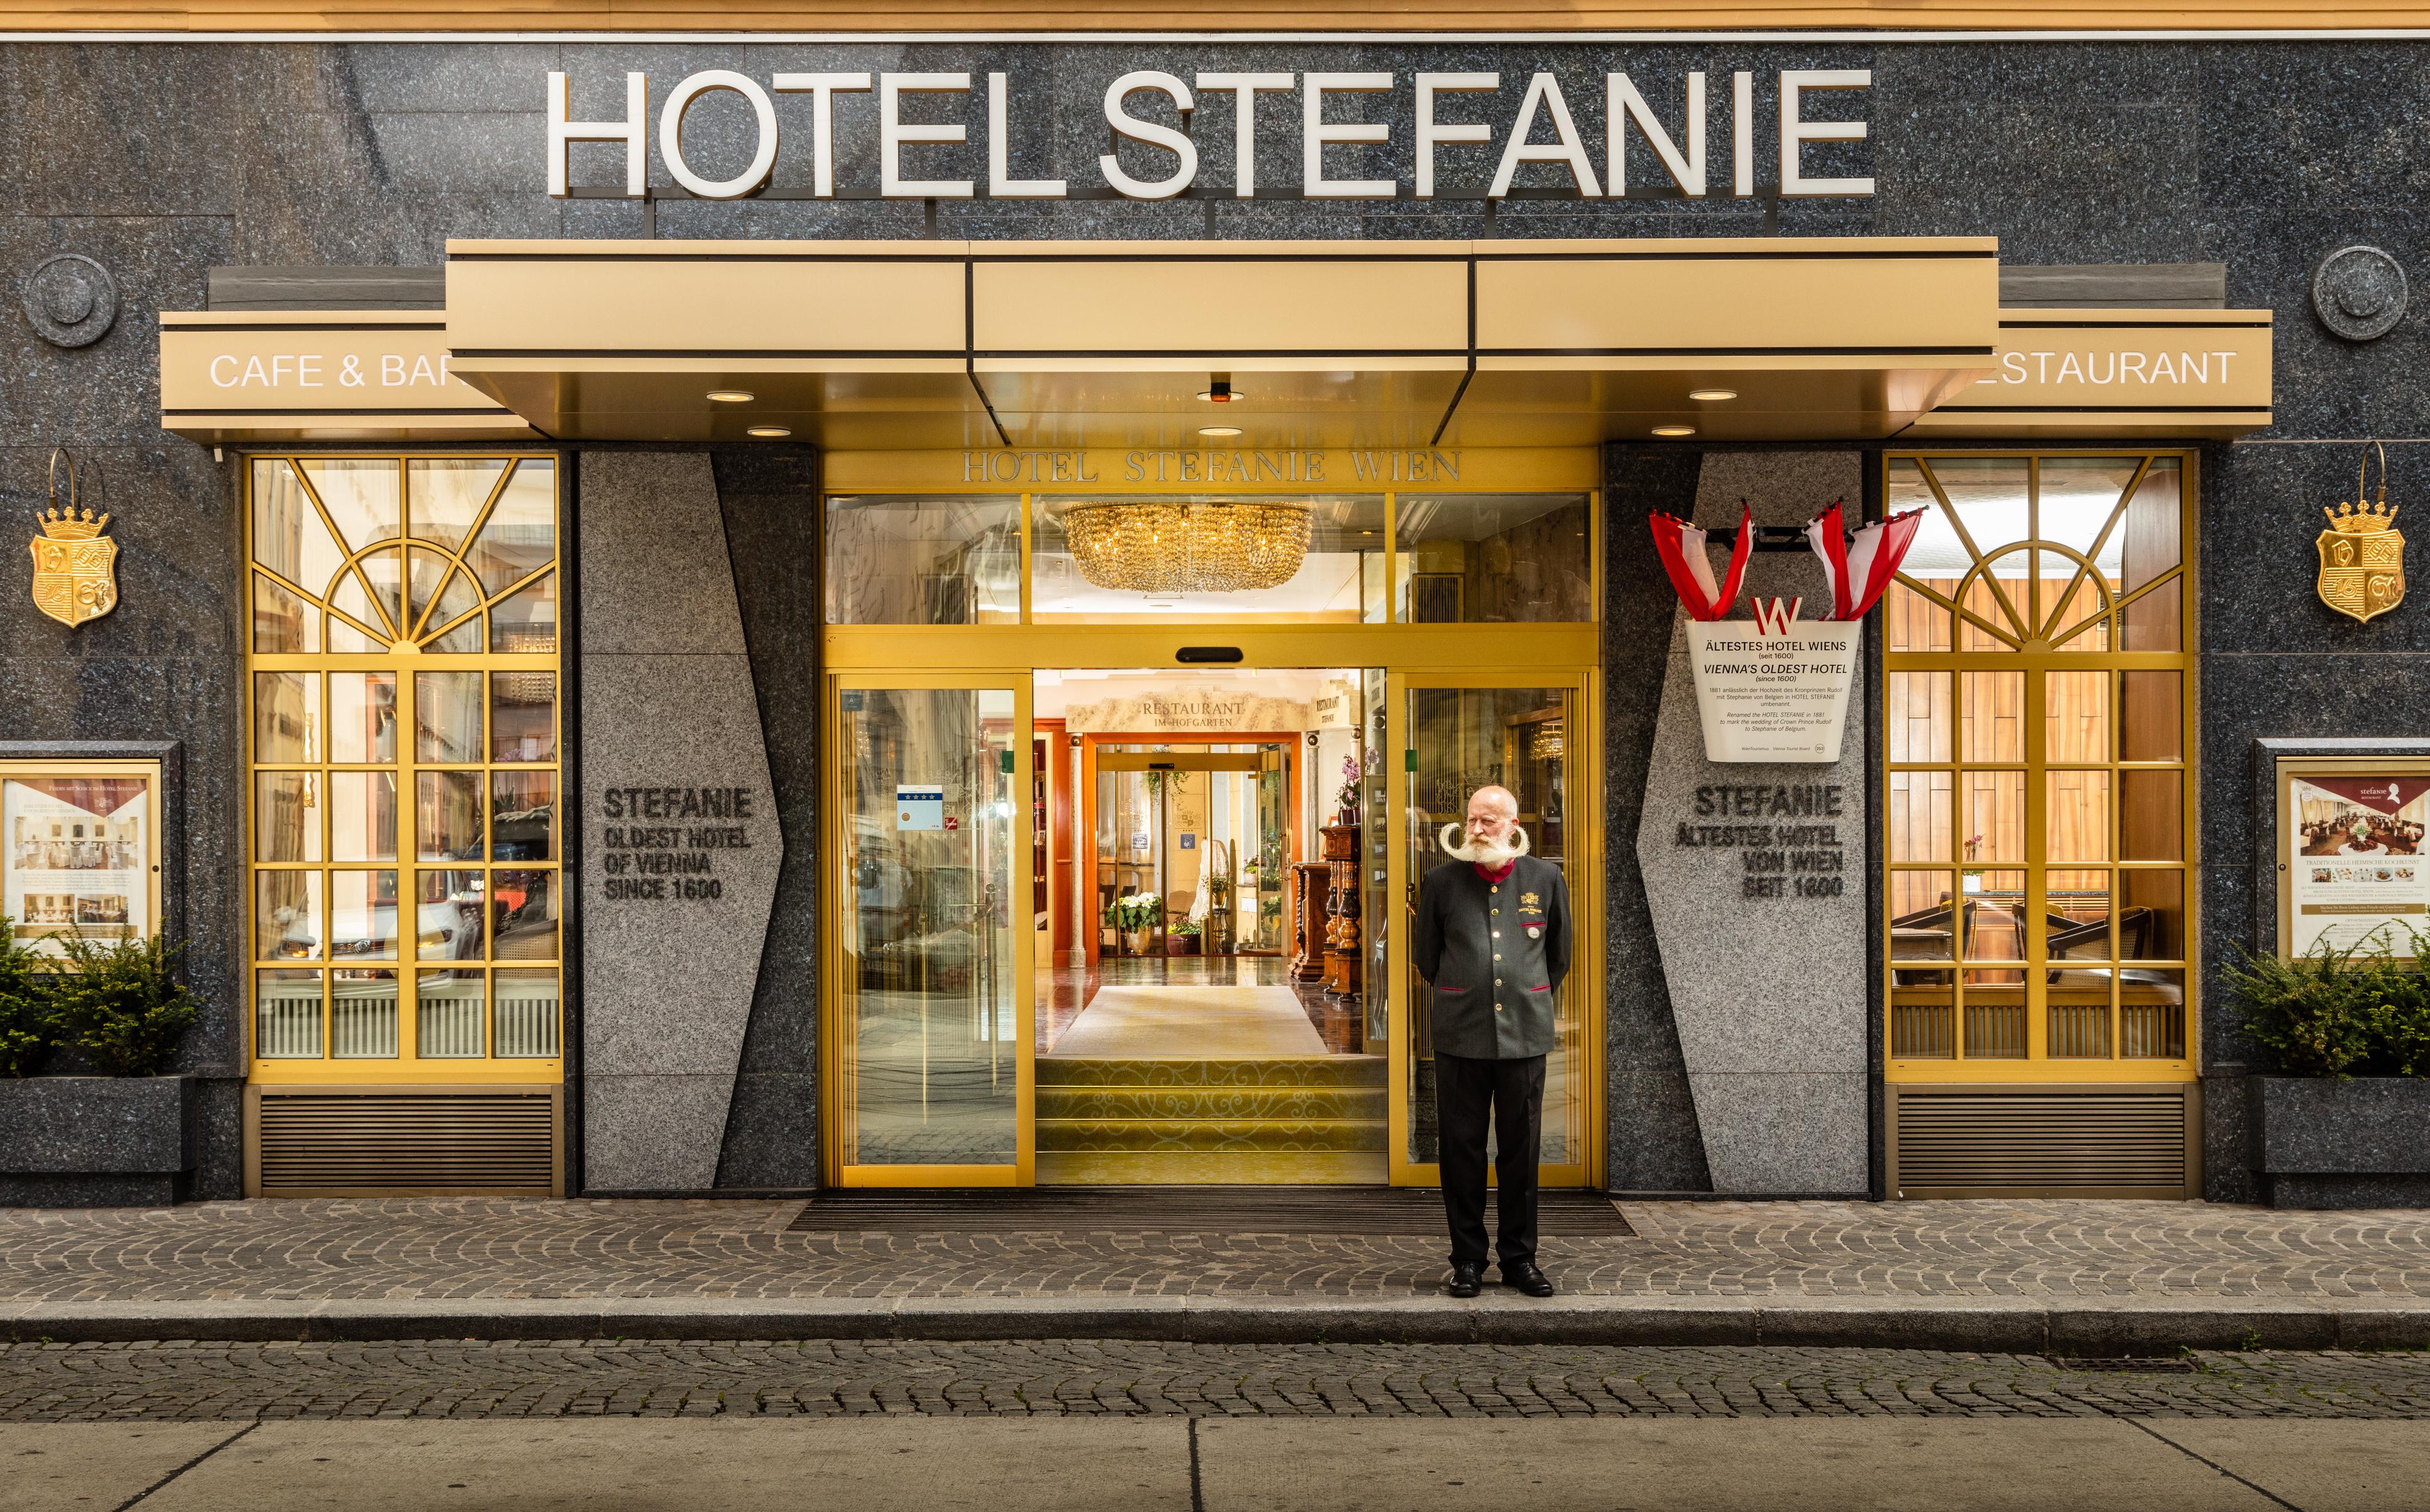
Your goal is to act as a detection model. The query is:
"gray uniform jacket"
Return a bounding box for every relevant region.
[1412,854,1573,1060]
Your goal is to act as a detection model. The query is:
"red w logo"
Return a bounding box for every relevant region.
[1749,596,1803,636]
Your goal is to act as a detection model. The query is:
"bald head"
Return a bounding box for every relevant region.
[1466,786,1518,842]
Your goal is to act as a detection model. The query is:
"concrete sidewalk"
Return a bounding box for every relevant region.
[0,1196,2425,1354]
[16,1417,2430,1512]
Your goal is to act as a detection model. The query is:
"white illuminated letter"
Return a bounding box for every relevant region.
[1486,73,1600,199]
[1195,71,1293,197]
[1733,71,1755,197]
[1608,72,1705,197]
[547,71,646,198]
[1415,73,1496,198]
[1302,72,1395,199]
[1779,68,1873,197]
[1099,71,1197,200]
[881,73,974,198]
[657,71,778,200]
[772,71,872,198]
[988,72,1067,197]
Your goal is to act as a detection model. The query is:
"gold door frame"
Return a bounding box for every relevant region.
[823,671,1037,1187]
[1387,669,1601,1191]
[821,455,1603,1188]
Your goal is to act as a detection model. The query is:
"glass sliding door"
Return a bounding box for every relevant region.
[829,677,1032,1184]
[1388,674,1591,1188]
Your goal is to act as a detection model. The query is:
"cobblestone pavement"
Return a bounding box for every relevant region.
[0,1197,2426,1303]
[0,1340,2426,1421]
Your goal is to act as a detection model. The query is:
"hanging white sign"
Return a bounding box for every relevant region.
[1685,604,1859,764]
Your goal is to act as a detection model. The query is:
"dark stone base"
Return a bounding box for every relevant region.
[2264,1173,2430,1210]
[0,1173,189,1207]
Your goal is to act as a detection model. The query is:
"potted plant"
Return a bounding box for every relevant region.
[1335,755,1362,827]
[2226,929,2430,1208]
[1104,892,1161,957]
[1167,917,1203,956]
[0,925,202,1206]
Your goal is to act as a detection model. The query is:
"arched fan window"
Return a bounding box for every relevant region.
[245,455,561,1080]
[1881,453,2193,1077]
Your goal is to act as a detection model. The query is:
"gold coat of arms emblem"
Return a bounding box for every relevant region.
[29,505,118,628]
[2317,498,2405,624]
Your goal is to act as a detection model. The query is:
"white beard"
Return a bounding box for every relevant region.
[1439,822,1530,867]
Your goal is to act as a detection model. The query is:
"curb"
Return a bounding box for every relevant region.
[4,1297,2426,1354]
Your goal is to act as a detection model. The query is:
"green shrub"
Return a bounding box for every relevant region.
[0,921,56,1077]
[45,932,199,1077]
[2224,930,2430,1078]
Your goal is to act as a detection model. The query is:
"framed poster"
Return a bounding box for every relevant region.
[2278,756,2430,957]
[0,759,162,957]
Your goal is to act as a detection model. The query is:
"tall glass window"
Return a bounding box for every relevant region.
[1884,453,2191,1071]
[247,455,562,1071]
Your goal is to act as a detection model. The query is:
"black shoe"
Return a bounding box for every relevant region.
[1500,1261,1556,1297]
[1445,1262,1486,1298]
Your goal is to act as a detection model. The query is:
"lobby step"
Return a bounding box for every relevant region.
[1035,1116,1384,1153]
[1036,1084,1387,1122]
[1036,1055,1387,1088]
[1033,1056,1387,1178]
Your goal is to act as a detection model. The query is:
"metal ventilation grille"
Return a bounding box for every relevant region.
[257,1091,558,1196]
[1893,1089,2188,1196]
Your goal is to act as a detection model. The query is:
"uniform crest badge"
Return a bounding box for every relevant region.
[2318,446,2406,624]
[28,450,117,630]
[1519,890,1542,913]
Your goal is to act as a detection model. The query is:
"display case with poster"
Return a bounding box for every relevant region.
[0,760,162,957]
[2280,757,2430,958]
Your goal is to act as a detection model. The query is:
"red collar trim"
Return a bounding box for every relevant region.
[1473,859,1517,883]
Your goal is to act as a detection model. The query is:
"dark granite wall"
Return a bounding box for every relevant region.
[711,449,824,1192]
[10,36,2430,1200]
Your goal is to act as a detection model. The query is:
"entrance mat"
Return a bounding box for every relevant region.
[790,1186,1635,1237]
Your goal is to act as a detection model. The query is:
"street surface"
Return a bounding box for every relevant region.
[6,1342,2430,1509]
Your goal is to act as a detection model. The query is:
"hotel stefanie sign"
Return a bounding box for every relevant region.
[542,67,1877,201]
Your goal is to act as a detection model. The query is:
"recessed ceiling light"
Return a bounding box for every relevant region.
[747,426,791,438]
[1688,388,1738,403]
[1652,424,1698,438]
[706,389,755,403]
[1198,425,1243,438]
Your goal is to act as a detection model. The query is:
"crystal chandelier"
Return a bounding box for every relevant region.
[1062,501,1313,594]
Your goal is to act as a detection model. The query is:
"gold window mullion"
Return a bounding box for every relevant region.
[2025,454,2042,639]
[2022,663,2048,1063]
[397,662,420,1064]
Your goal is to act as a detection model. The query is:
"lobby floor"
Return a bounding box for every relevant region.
[1039,953,1364,1055]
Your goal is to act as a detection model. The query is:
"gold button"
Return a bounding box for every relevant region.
[1495,1005,1504,1012]
[1491,886,1498,893]
[1495,978,1502,987]
[1492,930,1501,939]
[1493,953,1502,961]
[1492,908,1499,915]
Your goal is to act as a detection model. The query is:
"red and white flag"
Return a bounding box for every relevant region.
[1804,500,1925,621]
[1648,505,1753,622]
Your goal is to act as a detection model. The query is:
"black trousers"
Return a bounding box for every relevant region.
[1433,1050,1547,1268]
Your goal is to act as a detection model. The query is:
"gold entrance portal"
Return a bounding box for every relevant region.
[820,449,1601,1188]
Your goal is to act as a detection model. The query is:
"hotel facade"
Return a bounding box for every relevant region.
[2,2,2422,1208]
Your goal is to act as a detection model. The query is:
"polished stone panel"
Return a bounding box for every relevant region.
[1601,445,1713,1193]
[577,452,780,1192]
[710,450,825,1191]
[1634,451,1870,1196]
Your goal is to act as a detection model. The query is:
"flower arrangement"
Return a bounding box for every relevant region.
[1104,893,1162,932]
[1334,754,1362,815]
